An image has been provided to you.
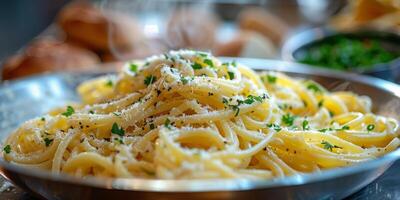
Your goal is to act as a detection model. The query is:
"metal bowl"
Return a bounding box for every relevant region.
[1,58,400,200]
[281,27,400,83]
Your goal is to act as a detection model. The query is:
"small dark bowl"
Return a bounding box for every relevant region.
[282,27,400,82]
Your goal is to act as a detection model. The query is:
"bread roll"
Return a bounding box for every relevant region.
[57,3,142,52]
[213,31,277,59]
[2,39,100,80]
[238,7,289,45]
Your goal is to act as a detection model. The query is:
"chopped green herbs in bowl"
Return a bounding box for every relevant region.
[282,28,400,82]
[296,37,399,70]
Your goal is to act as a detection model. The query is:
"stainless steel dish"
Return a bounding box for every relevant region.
[1,59,400,200]
[281,27,400,83]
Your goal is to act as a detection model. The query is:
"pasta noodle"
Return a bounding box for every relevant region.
[2,50,399,179]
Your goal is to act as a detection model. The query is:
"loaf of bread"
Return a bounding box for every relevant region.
[213,31,277,58]
[57,3,142,52]
[238,7,289,45]
[2,39,100,80]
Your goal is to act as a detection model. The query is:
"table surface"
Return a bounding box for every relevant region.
[1,160,399,200]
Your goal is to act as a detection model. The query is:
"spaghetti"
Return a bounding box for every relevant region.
[2,50,399,179]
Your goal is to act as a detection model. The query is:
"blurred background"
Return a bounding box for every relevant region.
[1,0,399,81]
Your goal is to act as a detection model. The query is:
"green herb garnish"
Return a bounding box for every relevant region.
[318,128,333,133]
[180,77,189,85]
[307,83,322,93]
[228,71,235,80]
[149,123,155,130]
[222,98,229,106]
[111,123,125,136]
[144,75,156,86]
[44,138,54,147]
[318,100,324,108]
[338,125,350,131]
[114,137,124,144]
[302,120,310,130]
[3,145,11,154]
[198,52,208,57]
[243,95,264,104]
[164,118,171,129]
[129,63,138,73]
[319,128,327,133]
[204,59,214,68]
[321,140,342,151]
[61,106,75,117]
[105,80,113,87]
[267,75,277,84]
[232,106,240,117]
[282,114,296,126]
[191,62,202,70]
[367,124,375,132]
[267,123,282,132]
[113,112,121,117]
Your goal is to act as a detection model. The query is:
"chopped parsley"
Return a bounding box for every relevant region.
[105,80,113,87]
[222,97,229,106]
[318,100,324,108]
[111,123,125,136]
[163,53,175,62]
[3,145,11,154]
[129,63,138,73]
[144,75,156,86]
[337,125,350,131]
[149,123,155,130]
[89,110,94,114]
[114,137,124,144]
[232,106,240,117]
[321,141,342,151]
[319,126,349,132]
[198,52,208,57]
[306,83,322,93]
[191,62,202,70]
[318,128,332,133]
[267,123,282,132]
[222,95,266,117]
[367,124,375,132]
[204,59,214,68]
[266,74,277,84]
[113,112,121,117]
[180,77,194,85]
[44,138,54,147]
[61,106,75,117]
[302,120,310,130]
[181,77,189,85]
[243,95,264,104]
[41,117,46,121]
[228,71,235,80]
[164,118,172,129]
[282,113,296,126]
